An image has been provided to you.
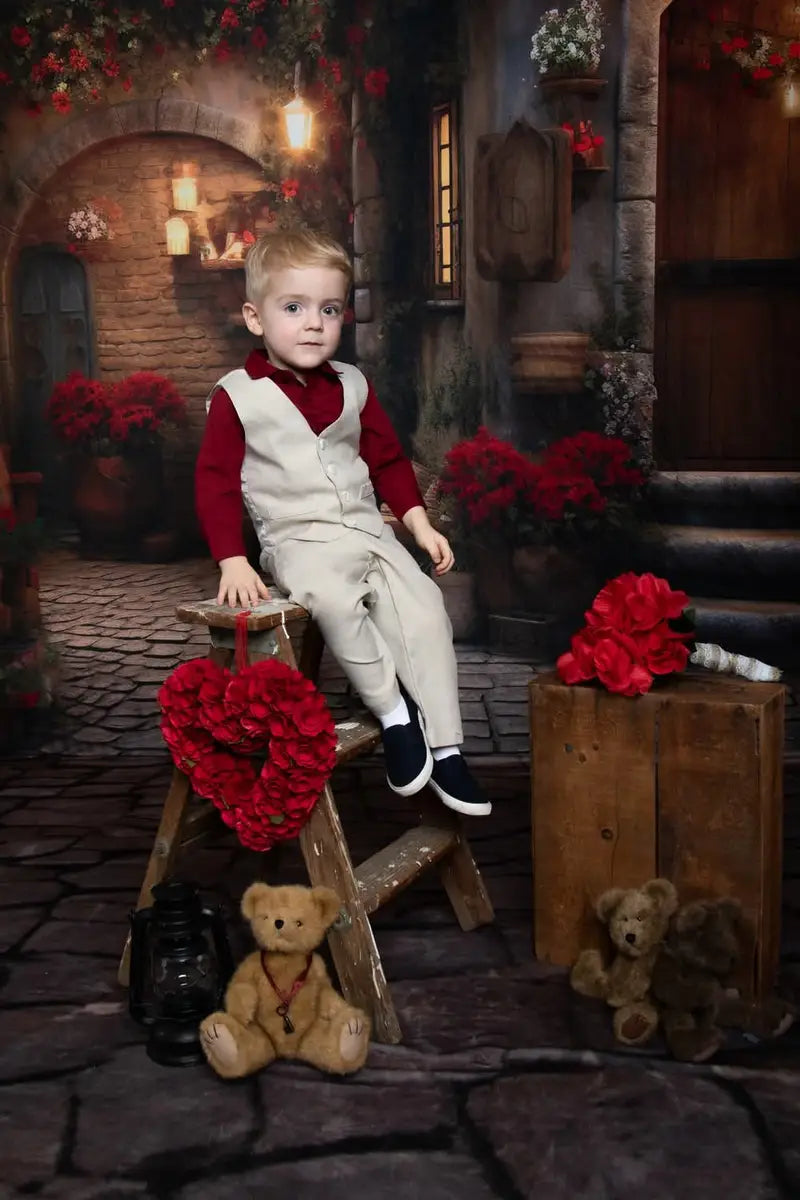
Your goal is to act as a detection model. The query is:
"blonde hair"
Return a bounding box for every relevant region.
[244,229,352,303]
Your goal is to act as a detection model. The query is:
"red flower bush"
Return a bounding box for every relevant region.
[46,370,186,454]
[158,657,338,852]
[440,427,645,550]
[557,572,694,696]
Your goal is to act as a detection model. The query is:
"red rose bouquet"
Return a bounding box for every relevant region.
[558,571,781,696]
[47,370,186,454]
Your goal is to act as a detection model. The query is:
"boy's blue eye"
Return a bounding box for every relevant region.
[323,306,342,317]
[285,303,301,314]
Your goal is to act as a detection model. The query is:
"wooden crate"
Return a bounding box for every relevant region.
[530,671,785,1000]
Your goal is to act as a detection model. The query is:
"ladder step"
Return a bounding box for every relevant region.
[355,824,458,915]
[175,596,308,632]
[335,714,382,764]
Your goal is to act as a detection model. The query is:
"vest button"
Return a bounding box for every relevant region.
[328,464,337,476]
[318,438,326,450]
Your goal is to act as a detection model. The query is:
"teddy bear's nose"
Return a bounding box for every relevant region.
[274,919,284,929]
[625,932,636,944]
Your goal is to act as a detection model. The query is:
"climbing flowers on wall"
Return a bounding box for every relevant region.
[0,0,389,120]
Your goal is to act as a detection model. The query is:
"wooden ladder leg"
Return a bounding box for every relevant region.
[271,622,401,1043]
[118,767,193,987]
[299,785,402,1044]
[418,796,495,932]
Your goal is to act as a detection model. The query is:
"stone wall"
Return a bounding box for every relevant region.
[13,131,265,543]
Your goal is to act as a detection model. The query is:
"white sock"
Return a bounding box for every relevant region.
[432,745,460,762]
[378,695,410,729]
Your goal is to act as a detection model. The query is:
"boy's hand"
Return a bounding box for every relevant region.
[402,506,455,576]
[217,556,271,608]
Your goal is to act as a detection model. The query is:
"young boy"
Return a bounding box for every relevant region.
[195,229,490,817]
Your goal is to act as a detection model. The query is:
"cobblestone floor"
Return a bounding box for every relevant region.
[2,551,800,1196]
[1,758,799,1198]
[16,549,800,761]
[27,550,537,760]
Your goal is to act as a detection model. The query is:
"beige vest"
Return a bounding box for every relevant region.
[209,361,385,558]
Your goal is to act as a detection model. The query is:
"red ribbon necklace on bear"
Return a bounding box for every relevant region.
[260,951,313,1034]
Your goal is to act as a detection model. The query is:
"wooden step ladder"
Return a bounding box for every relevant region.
[118,596,495,1043]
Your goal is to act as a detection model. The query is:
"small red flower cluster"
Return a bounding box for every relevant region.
[440,428,644,546]
[557,572,694,697]
[158,657,337,851]
[47,370,186,453]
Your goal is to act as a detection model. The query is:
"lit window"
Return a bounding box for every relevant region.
[430,102,462,299]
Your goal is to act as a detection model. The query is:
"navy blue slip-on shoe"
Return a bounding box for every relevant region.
[429,754,492,816]
[380,691,433,797]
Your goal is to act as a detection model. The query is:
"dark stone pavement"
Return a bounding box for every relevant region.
[2,757,800,1199]
[2,549,800,1196]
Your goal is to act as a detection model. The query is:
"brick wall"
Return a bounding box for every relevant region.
[16,133,266,547]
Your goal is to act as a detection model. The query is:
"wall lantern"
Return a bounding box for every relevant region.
[283,61,313,151]
[172,162,199,212]
[165,216,190,256]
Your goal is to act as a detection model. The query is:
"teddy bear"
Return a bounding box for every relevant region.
[570,878,678,1047]
[199,883,371,1079]
[650,896,795,1062]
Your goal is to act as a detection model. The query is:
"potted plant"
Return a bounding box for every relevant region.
[439,427,647,619]
[46,370,186,555]
[530,0,606,83]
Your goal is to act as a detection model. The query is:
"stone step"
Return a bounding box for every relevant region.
[640,525,800,601]
[690,597,800,670]
[648,471,800,529]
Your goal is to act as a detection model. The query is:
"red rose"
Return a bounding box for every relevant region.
[12,27,32,47]
[557,626,603,684]
[639,622,692,676]
[587,572,688,634]
[591,629,653,696]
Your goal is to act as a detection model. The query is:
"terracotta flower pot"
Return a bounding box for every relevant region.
[472,544,525,615]
[512,544,599,618]
[510,333,591,393]
[434,571,478,642]
[71,450,163,556]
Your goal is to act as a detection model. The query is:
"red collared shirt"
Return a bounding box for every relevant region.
[195,349,424,562]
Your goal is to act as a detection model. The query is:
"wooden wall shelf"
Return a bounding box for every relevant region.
[539,76,606,99]
[200,260,245,271]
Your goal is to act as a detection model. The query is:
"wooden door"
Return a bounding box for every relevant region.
[14,248,94,519]
[655,0,800,468]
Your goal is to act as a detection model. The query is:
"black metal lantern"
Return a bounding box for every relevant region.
[128,879,234,1067]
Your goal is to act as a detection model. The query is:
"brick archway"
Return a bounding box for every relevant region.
[0,98,270,413]
[9,98,269,230]
[615,0,674,352]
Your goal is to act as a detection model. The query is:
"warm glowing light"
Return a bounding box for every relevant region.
[171,163,198,211]
[783,79,800,117]
[283,96,313,150]
[283,60,313,151]
[165,216,190,256]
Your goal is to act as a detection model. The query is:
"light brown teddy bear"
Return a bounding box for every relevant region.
[570,878,678,1046]
[199,883,370,1079]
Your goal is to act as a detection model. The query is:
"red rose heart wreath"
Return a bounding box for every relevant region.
[158,656,337,851]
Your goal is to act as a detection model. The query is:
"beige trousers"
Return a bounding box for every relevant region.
[268,524,462,747]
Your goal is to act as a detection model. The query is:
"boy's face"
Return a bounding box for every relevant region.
[242,265,348,375]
